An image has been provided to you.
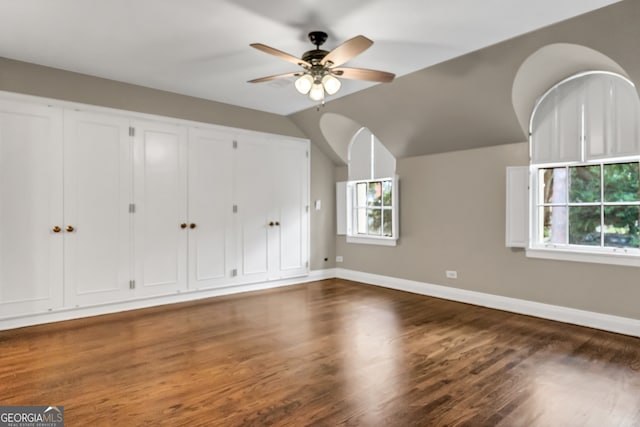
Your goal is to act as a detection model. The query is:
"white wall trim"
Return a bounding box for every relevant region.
[335,268,640,338]
[0,270,336,331]
[5,267,637,338]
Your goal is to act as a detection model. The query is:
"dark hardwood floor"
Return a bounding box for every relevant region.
[1,279,639,426]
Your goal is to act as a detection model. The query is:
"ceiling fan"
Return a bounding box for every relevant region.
[248,31,395,102]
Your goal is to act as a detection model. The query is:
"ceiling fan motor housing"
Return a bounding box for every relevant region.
[302,49,329,65]
[308,31,328,48]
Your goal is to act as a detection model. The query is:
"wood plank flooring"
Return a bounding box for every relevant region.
[1,279,639,426]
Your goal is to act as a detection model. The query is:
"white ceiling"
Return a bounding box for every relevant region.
[0,0,622,115]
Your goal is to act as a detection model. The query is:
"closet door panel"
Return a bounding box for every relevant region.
[133,121,187,296]
[271,141,309,278]
[0,100,63,317]
[235,138,271,282]
[188,128,234,289]
[64,111,132,306]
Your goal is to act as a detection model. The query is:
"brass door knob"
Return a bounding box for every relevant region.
[269,221,274,227]
[66,225,75,232]
[180,223,187,229]
[189,223,196,229]
[52,226,61,233]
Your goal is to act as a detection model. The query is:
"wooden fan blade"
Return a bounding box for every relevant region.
[250,43,311,68]
[332,67,395,83]
[321,35,373,67]
[247,71,302,83]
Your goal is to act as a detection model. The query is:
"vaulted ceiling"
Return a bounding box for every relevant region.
[0,0,637,164]
[289,0,640,163]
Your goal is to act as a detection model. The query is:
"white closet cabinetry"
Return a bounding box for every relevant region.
[133,120,188,297]
[0,100,64,317]
[64,111,132,306]
[0,92,310,325]
[236,137,309,282]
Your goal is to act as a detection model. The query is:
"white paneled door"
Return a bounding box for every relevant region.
[236,137,272,283]
[187,128,235,290]
[270,140,309,279]
[236,137,309,283]
[133,120,188,296]
[64,111,132,306]
[0,100,64,317]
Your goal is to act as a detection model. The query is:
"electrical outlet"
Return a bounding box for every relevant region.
[336,256,344,263]
[446,270,458,279]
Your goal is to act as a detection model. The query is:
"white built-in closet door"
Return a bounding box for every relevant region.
[133,120,188,296]
[64,111,132,306]
[270,141,309,279]
[187,128,235,289]
[235,138,271,283]
[0,100,64,317]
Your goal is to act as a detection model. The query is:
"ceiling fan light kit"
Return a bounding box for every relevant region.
[249,31,395,105]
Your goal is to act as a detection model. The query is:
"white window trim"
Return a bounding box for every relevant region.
[346,176,399,246]
[526,247,640,267]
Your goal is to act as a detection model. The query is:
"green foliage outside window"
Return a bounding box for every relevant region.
[541,162,640,248]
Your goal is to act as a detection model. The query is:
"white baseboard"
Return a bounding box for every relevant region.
[0,269,336,331]
[335,268,640,338]
[307,268,337,281]
[4,267,638,338]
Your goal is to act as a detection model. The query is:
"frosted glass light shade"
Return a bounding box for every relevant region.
[295,74,313,94]
[309,83,325,101]
[322,75,341,95]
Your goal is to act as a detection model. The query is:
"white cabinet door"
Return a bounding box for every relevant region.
[0,100,64,317]
[235,137,271,283]
[133,120,188,296]
[64,111,132,306]
[187,128,235,290]
[270,140,309,279]
[236,137,309,283]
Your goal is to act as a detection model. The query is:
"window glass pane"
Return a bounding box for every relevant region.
[603,162,639,202]
[367,208,382,235]
[604,205,640,248]
[382,180,392,207]
[368,182,382,206]
[356,183,367,207]
[542,206,567,244]
[569,206,601,246]
[569,165,600,203]
[357,208,367,234]
[540,168,567,204]
[382,209,392,237]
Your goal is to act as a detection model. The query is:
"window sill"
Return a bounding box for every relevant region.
[347,236,397,247]
[526,246,640,267]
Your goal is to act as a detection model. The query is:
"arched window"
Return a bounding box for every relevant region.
[343,128,399,246]
[529,71,640,262]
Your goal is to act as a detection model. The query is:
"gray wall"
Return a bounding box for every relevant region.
[336,142,640,320]
[309,143,336,270]
[0,57,336,272]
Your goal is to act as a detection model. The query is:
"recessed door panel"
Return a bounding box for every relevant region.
[272,142,309,278]
[0,100,63,317]
[188,128,234,289]
[64,111,131,306]
[133,120,187,296]
[236,138,271,281]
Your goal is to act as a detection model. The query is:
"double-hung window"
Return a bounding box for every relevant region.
[346,177,398,245]
[536,161,640,251]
